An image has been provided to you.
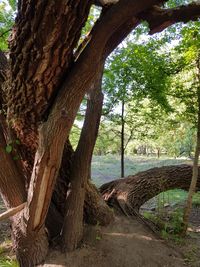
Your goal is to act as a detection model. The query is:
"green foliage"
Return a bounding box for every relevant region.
[95,21,200,158]
[103,40,172,110]
[78,6,101,46]
[5,144,12,154]
[192,192,200,207]
[7,0,17,11]
[4,139,20,159]
[91,155,188,186]
[0,0,16,50]
[143,208,184,243]
[69,124,81,150]
[0,259,19,267]
[15,139,20,145]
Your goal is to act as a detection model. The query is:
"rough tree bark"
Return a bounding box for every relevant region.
[100,164,200,214]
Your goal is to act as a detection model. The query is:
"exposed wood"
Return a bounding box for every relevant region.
[0,202,26,222]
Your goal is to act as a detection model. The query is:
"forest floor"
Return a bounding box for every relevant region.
[1,156,200,267]
[40,215,188,267]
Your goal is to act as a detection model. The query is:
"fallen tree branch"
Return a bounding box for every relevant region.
[100,164,200,213]
[0,202,26,222]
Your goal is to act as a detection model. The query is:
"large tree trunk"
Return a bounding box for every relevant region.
[12,224,48,267]
[100,164,200,214]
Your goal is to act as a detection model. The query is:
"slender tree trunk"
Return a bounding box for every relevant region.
[157,148,160,159]
[121,99,125,177]
[182,55,200,235]
[61,67,107,251]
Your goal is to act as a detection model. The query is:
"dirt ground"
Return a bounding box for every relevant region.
[1,200,200,267]
[39,215,187,267]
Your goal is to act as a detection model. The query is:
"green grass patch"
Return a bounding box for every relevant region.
[91,155,190,187]
[143,208,185,244]
[0,259,19,267]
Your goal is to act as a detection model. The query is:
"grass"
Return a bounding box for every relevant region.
[91,154,189,187]
[91,154,200,208]
[0,259,19,267]
[143,208,185,244]
[0,241,18,267]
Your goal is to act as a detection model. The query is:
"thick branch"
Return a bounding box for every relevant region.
[100,164,200,213]
[140,2,200,34]
[61,66,105,250]
[0,124,26,208]
[25,0,163,232]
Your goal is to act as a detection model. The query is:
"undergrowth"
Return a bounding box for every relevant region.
[0,259,19,267]
[143,208,185,244]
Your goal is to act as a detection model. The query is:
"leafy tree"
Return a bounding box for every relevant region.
[172,22,200,234]
[102,40,172,174]
[0,0,16,50]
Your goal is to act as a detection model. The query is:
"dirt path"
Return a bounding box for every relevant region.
[39,216,187,267]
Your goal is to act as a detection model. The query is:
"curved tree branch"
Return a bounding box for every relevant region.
[139,2,200,34]
[100,164,200,213]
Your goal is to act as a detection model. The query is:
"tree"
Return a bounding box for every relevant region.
[0,1,200,266]
[103,39,172,172]
[178,24,200,234]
